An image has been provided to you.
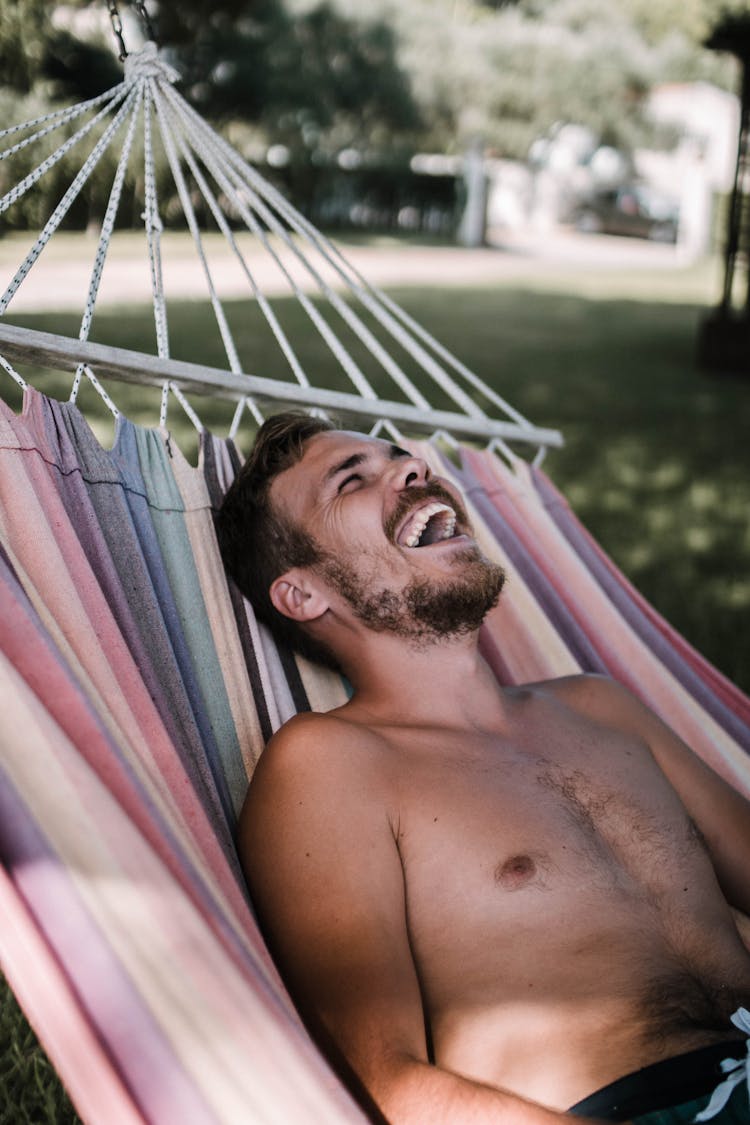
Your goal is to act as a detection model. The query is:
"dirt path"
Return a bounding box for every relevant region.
[0,226,690,314]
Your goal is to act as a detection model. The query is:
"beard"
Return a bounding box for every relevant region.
[315,542,506,646]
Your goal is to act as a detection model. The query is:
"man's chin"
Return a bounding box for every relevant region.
[316,545,505,643]
[356,560,505,642]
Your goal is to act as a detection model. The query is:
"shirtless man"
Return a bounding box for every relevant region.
[216,411,750,1124]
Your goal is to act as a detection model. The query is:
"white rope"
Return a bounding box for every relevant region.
[0,85,130,219]
[184,100,493,423]
[159,381,204,432]
[487,434,523,468]
[70,364,119,416]
[123,42,180,86]
[0,46,562,455]
[428,428,460,451]
[205,134,536,432]
[164,87,381,401]
[253,192,512,426]
[358,288,537,431]
[168,89,437,411]
[78,86,144,344]
[0,87,138,316]
[153,86,309,388]
[141,83,169,358]
[244,175,488,420]
[0,83,125,149]
[369,418,404,443]
[150,80,243,375]
[229,396,265,440]
[0,352,27,390]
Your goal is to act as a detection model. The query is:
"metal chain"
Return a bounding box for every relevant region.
[106,0,128,60]
[133,1,158,44]
[106,1,157,59]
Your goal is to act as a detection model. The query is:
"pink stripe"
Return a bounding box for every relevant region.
[0,417,256,947]
[0,562,286,996]
[0,767,217,1125]
[0,866,145,1125]
[464,449,750,791]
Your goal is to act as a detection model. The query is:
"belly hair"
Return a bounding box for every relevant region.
[640,957,750,1038]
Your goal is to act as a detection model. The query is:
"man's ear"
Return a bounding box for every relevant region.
[269,569,329,624]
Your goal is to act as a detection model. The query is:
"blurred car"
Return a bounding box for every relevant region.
[573,184,679,243]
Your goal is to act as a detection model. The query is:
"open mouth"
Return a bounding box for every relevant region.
[397,501,460,548]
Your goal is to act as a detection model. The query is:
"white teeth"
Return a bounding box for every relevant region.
[401,502,456,547]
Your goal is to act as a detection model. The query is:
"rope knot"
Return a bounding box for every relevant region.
[124,42,179,85]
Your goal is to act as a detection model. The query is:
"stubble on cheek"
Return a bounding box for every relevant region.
[316,544,506,643]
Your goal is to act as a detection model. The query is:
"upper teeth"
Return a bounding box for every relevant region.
[402,502,456,547]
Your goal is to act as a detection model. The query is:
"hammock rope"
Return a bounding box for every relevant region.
[165,88,486,419]
[0,39,560,453]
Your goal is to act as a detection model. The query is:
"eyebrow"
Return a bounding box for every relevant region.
[324,443,411,485]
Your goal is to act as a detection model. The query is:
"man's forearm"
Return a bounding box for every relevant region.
[369,1054,580,1125]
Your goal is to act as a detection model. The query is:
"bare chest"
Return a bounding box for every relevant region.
[387,725,709,944]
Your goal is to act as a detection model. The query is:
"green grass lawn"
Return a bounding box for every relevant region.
[1,242,749,1120]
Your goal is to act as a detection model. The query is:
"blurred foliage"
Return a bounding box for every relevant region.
[370,0,740,156]
[2,1,743,145]
[0,0,743,227]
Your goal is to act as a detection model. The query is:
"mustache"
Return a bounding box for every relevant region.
[384,481,471,544]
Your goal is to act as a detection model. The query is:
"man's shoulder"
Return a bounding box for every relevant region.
[239,711,393,860]
[269,708,386,760]
[247,709,388,802]
[524,672,643,726]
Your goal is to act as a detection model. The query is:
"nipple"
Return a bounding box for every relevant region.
[495,854,537,891]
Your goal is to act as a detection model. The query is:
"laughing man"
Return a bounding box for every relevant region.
[217,411,750,1125]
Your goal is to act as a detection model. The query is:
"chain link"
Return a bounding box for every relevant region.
[105,1,158,59]
[133,1,158,45]
[106,0,128,60]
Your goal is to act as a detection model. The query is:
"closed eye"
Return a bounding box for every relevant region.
[338,473,363,493]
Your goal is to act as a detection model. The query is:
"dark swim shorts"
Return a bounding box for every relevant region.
[568,1040,750,1124]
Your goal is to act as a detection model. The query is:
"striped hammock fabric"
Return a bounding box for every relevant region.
[1,386,749,1124]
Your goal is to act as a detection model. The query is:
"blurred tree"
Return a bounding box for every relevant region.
[0,0,121,98]
[156,0,422,155]
[379,0,738,158]
[11,1,422,159]
[0,0,57,91]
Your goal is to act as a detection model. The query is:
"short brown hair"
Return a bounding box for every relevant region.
[216,411,337,665]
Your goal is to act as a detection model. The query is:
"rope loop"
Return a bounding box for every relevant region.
[428,428,459,451]
[70,364,120,418]
[368,418,404,443]
[487,435,523,470]
[160,381,204,433]
[124,42,179,85]
[229,397,265,441]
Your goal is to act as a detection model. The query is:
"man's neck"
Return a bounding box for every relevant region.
[335,627,513,732]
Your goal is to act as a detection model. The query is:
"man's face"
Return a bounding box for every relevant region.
[270,430,505,644]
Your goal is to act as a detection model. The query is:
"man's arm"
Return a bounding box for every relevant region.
[238,712,572,1125]
[555,674,750,916]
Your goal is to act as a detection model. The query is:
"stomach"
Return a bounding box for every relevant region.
[427,893,750,1109]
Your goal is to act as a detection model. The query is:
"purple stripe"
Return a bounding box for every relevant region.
[531,466,750,753]
[447,454,605,672]
[0,553,298,1018]
[0,762,217,1125]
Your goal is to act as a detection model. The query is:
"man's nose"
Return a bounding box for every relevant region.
[391,455,431,490]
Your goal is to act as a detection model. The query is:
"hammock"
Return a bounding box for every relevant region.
[1,32,749,1125]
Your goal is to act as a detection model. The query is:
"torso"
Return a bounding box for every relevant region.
[335,681,750,1109]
